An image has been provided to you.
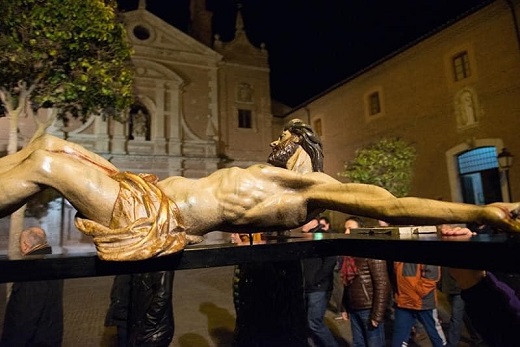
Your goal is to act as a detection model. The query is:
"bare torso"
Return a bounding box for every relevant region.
[157,164,337,236]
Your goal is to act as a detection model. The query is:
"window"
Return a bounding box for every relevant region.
[368,92,381,116]
[458,147,498,174]
[453,52,471,81]
[133,25,151,41]
[238,109,252,129]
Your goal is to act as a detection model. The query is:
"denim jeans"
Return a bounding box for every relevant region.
[306,291,338,347]
[392,307,446,347]
[350,309,386,347]
[447,293,465,347]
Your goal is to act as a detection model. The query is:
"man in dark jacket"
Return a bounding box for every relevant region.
[302,245,338,347]
[105,274,131,347]
[1,227,64,347]
[128,271,175,347]
[342,257,390,346]
[105,271,175,347]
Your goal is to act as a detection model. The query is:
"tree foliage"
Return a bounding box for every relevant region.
[0,0,134,122]
[338,137,417,197]
[0,0,135,251]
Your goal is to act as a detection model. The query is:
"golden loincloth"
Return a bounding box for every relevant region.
[75,172,187,261]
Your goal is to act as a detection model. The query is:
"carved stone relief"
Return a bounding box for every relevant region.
[237,83,253,103]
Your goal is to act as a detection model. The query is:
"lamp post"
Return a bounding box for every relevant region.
[497,147,514,201]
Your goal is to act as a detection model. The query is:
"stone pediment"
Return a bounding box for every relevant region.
[213,10,268,68]
[124,8,221,63]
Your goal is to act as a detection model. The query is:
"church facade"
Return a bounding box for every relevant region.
[0,1,275,250]
[1,0,274,180]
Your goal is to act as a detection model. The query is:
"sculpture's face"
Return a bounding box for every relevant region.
[270,130,293,147]
[268,130,300,169]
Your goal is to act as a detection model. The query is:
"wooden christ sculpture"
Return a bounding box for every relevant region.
[0,119,519,260]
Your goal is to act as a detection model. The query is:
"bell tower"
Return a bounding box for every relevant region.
[189,0,213,47]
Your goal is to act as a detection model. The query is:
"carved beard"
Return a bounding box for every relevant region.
[268,139,299,169]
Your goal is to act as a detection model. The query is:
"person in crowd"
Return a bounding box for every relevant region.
[1,227,64,347]
[345,216,364,234]
[440,225,520,346]
[105,272,175,347]
[0,120,519,261]
[391,261,447,347]
[302,217,320,233]
[439,267,466,347]
[439,266,485,347]
[233,119,321,346]
[341,216,390,347]
[105,274,131,347]
[230,232,262,244]
[318,216,335,233]
[302,240,338,347]
[332,215,366,318]
[128,271,175,347]
[313,215,344,318]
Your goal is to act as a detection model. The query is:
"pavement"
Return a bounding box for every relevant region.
[0,265,477,347]
[57,266,352,347]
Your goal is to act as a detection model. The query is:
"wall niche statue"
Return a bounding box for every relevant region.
[455,88,481,129]
[129,105,151,141]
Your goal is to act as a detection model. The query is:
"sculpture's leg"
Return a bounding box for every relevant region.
[0,134,117,175]
[0,149,119,225]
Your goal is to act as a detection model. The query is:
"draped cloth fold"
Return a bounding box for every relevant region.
[75,172,187,261]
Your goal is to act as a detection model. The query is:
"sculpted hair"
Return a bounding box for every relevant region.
[284,119,324,172]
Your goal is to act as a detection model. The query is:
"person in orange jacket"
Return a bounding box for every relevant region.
[391,262,447,347]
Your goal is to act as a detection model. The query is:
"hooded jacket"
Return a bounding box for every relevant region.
[393,262,440,310]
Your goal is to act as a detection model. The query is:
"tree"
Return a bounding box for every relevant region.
[339,137,417,197]
[0,0,134,145]
[0,0,135,255]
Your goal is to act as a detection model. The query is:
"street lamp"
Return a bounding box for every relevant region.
[497,147,514,201]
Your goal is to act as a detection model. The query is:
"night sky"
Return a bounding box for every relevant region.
[118,0,490,107]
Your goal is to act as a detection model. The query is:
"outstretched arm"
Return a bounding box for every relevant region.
[173,165,520,235]
[305,179,520,232]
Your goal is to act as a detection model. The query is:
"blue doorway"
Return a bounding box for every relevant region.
[457,147,502,204]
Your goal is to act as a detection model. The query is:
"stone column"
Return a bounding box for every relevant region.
[168,157,184,177]
[168,86,182,156]
[111,116,127,154]
[152,82,167,155]
[93,116,110,153]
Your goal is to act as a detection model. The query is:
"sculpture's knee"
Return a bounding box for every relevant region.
[26,149,57,179]
[29,133,63,152]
